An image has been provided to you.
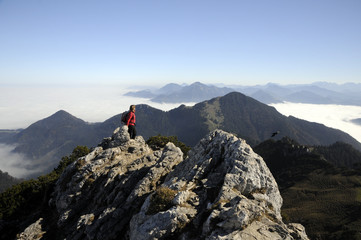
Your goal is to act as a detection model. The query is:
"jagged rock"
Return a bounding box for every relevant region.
[98,127,131,150]
[23,128,308,239]
[17,218,45,240]
[130,130,308,240]
[51,126,184,239]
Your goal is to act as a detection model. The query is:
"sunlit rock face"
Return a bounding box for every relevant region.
[20,126,308,240]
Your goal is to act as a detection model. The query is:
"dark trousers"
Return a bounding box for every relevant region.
[128,125,136,139]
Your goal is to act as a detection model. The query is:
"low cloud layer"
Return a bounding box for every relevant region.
[0,144,43,179]
[0,85,196,178]
[0,85,196,129]
[270,102,361,143]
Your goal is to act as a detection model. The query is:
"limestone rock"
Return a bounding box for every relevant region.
[20,128,308,239]
[17,218,45,240]
[51,126,183,239]
[130,130,308,240]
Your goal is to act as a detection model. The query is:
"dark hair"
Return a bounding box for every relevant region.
[129,105,136,111]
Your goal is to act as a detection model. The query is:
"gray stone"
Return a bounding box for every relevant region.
[17,218,45,240]
[20,129,308,240]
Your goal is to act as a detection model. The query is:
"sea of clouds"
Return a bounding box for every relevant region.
[1,85,361,178]
[270,102,361,144]
[0,85,196,178]
[0,85,193,129]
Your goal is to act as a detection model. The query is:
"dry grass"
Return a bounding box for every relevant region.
[146,187,178,215]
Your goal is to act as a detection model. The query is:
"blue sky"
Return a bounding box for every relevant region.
[0,0,360,86]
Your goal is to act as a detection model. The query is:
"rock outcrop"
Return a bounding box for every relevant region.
[19,126,309,239]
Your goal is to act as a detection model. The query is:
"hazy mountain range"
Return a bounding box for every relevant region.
[125,82,235,103]
[125,81,361,106]
[1,92,361,178]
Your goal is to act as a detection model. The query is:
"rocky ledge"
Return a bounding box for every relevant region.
[19,126,308,240]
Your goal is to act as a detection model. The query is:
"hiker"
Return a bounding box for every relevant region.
[126,105,137,139]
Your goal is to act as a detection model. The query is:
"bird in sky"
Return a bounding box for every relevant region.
[271,131,280,137]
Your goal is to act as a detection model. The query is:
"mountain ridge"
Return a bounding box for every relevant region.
[2,92,361,178]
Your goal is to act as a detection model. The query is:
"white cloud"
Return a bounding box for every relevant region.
[0,144,42,179]
[0,85,196,129]
[0,85,197,178]
[270,102,361,143]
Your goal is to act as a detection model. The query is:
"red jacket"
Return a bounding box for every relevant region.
[126,111,136,126]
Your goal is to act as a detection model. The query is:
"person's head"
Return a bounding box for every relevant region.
[129,105,136,112]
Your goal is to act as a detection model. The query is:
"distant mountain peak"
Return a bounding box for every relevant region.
[124,82,236,103]
[189,81,205,86]
[54,109,69,114]
[35,110,85,127]
[151,82,235,103]
[52,109,75,118]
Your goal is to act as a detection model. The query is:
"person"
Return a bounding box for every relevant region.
[126,105,137,139]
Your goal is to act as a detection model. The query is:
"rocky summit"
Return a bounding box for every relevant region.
[19,126,308,240]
